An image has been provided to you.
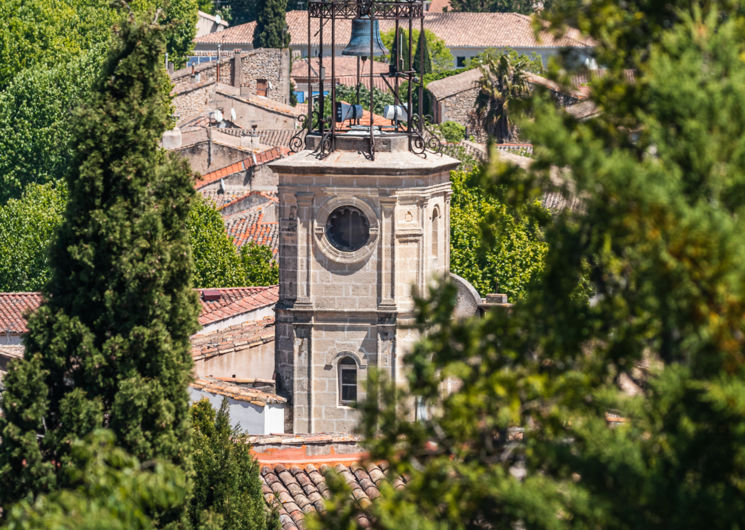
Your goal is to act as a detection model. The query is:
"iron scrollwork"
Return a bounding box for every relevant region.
[289,114,308,153]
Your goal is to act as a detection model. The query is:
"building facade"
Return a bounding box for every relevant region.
[270,135,458,433]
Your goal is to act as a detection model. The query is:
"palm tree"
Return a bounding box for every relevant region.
[473,52,531,142]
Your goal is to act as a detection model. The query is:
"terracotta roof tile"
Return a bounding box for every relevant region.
[192,316,275,361]
[198,286,279,326]
[224,209,279,254]
[196,11,592,50]
[259,462,398,529]
[195,146,286,189]
[191,375,285,406]
[0,293,43,334]
[1,288,278,335]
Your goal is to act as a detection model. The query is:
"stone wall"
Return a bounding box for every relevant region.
[171,48,291,105]
[271,137,458,434]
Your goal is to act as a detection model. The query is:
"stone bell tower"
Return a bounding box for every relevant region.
[270,135,458,434]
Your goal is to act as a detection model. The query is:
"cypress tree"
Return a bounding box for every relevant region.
[252,0,290,49]
[412,29,432,76]
[0,13,200,510]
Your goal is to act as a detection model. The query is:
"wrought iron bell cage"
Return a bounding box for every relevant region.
[288,0,442,160]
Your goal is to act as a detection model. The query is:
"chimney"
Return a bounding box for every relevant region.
[201,289,221,301]
[233,49,242,88]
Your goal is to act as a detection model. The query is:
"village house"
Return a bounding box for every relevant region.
[193,10,594,69]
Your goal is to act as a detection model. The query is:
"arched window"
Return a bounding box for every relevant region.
[431,207,440,262]
[338,357,357,405]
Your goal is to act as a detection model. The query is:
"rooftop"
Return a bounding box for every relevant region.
[195,146,287,189]
[195,11,593,50]
[198,286,278,327]
[260,462,402,530]
[191,375,286,406]
[191,316,274,362]
[224,208,279,253]
[0,293,43,334]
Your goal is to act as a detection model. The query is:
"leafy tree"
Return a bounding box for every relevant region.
[188,196,246,288]
[313,3,745,529]
[3,430,187,529]
[187,197,278,287]
[474,50,532,142]
[253,0,290,49]
[334,84,395,116]
[431,120,465,143]
[0,46,101,204]
[0,15,199,513]
[412,27,433,77]
[189,399,278,529]
[240,242,279,286]
[230,0,261,25]
[450,164,547,300]
[0,182,66,292]
[448,0,553,14]
[198,0,215,13]
[0,0,197,89]
[381,28,453,74]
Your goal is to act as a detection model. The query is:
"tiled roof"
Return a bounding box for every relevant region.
[427,0,451,12]
[195,146,286,189]
[0,288,279,335]
[198,286,278,326]
[191,375,285,406]
[260,462,404,530]
[224,209,279,253]
[217,89,303,118]
[192,316,274,362]
[218,190,278,213]
[199,188,252,209]
[259,129,299,149]
[426,67,482,100]
[0,293,43,334]
[291,56,389,79]
[196,11,592,50]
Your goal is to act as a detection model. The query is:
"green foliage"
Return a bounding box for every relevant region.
[0,49,101,204]
[431,120,465,143]
[412,27,433,76]
[448,0,553,14]
[0,182,66,292]
[3,430,187,529]
[230,0,261,25]
[189,399,278,529]
[316,4,745,529]
[253,0,290,49]
[334,84,396,116]
[187,197,278,288]
[380,28,453,74]
[188,196,246,288]
[450,165,547,300]
[0,0,197,89]
[198,0,215,13]
[0,16,199,513]
[240,242,279,286]
[474,50,533,142]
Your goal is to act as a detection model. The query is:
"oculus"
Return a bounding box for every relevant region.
[325,206,370,252]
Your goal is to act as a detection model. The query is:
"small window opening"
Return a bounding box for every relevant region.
[339,357,357,404]
[456,56,466,68]
[431,208,440,262]
[256,79,268,97]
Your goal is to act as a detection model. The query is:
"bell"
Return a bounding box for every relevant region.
[342,17,388,60]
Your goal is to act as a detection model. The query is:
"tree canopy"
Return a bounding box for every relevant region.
[0,16,199,514]
[0,0,197,89]
[189,399,278,529]
[0,182,66,292]
[450,164,547,301]
[313,2,745,528]
[252,0,290,49]
[380,28,453,74]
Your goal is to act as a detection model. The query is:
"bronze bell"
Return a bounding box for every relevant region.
[341,17,388,60]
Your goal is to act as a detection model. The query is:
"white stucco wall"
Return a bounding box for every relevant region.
[189,387,285,434]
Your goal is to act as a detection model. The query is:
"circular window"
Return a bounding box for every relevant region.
[325,206,370,252]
